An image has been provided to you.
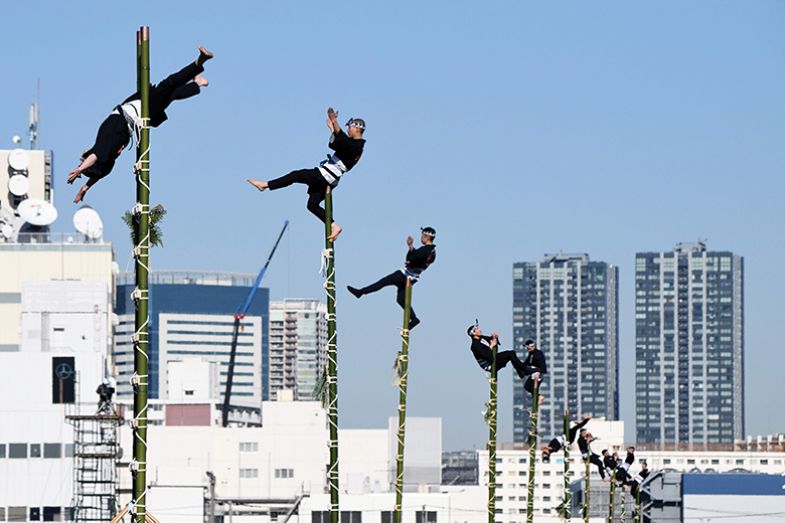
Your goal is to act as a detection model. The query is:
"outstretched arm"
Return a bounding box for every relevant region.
[67,154,98,184]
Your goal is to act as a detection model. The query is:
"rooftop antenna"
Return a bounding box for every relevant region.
[28,79,40,150]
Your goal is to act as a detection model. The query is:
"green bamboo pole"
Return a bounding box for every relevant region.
[525,380,540,523]
[607,465,617,523]
[634,486,641,523]
[583,455,590,523]
[323,187,339,523]
[487,339,498,523]
[393,280,413,523]
[562,410,572,520]
[132,26,151,523]
[619,489,627,522]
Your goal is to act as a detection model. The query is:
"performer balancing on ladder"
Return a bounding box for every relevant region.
[67,46,214,203]
[347,227,436,329]
[247,107,366,241]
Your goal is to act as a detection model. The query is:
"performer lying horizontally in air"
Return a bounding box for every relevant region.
[67,46,214,203]
[466,326,528,377]
[247,107,366,241]
[541,415,592,462]
[347,227,436,329]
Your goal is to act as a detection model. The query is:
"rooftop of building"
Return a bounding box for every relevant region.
[0,232,112,249]
[117,270,257,287]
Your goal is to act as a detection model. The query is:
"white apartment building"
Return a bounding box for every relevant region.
[269,299,327,401]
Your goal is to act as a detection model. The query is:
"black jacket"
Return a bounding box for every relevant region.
[328,129,365,171]
[405,244,436,275]
[470,335,497,370]
[521,348,547,376]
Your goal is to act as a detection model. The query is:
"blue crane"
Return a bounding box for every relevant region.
[222,220,289,427]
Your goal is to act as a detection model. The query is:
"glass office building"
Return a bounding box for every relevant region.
[635,242,744,447]
[512,254,619,442]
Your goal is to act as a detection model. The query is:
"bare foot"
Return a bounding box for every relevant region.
[246,179,268,192]
[194,75,209,87]
[327,222,342,242]
[538,395,545,406]
[196,46,214,66]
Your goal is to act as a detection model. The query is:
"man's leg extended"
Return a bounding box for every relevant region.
[362,271,405,295]
[249,168,317,192]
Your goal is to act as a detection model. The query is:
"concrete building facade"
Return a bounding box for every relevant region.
[114,271,269,404]
[268,299,327,401]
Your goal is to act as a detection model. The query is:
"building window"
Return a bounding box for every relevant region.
[760,459,768,465]
[30,507,42,520]
[9,443,27,459]
[416,511,437,523]
[0,443,5,458]
[8,507,27,522]
[275,468,294,479]
[239,468,258,478]
[44,443,62,458]
[381,511,393,523]
[239,442,259,452]
[340,511,362,523]
[313,511,331,523]
[30,443,42,458]
[43,507,61,521]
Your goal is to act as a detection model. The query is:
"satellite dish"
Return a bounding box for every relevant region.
[73,206,104,240]
[17,198,57,226]
[8,174,29,196]
[0,223,13,239]
[8,148,30,171]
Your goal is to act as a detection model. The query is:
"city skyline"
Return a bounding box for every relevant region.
[1,1,783,450]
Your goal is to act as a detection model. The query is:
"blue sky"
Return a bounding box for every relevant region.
[2,1,784,449]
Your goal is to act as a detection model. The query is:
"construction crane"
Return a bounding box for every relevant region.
[221,220,289,427]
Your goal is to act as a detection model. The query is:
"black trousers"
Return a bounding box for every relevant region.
[359,270,418,322]
[496,350,526,378]
[267,168,331,223]
[150,61,204,115]
[524,375,543,395]
[589,454,606,479]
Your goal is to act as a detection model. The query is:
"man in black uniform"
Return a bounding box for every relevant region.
[521,339,546,403]
[247,107,366,241]
[578,431,607,480]
[541,415,592,462]
[615,447,636,485]
[68,46,214,203]
[466,326,527,377]
[630,461,650,496]
[347,227,436,329]
[96,378,116,415]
